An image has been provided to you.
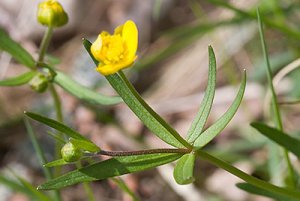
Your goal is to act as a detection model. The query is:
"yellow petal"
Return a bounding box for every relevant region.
[121,20,138,60]
[90,34,103,62]
[96,57,136,76]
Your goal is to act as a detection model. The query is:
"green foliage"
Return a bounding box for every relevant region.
[251,122,300,158]
[237,183,295,201]
[54,71,122,105]
[0,29,36,68]
[38,153,183,190]
[193,70,246,148]
[0,71,37,86]
[25,112,95,143]
[187,46,216,143]
[173,153,196,185]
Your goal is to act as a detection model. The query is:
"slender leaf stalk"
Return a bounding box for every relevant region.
[196,150,300,200]
[257,9,296,188]
[38,26,53,63]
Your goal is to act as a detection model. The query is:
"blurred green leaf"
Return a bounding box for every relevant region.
[194,70,246,148]
[251,122,300,158]
[0,175,35,197]
[237,183,294,201]
[70,138,100,153]
[38,153,183,190]
[0,71,36,86]
[15,175,52,201]
[25,112,90,142]
[54,71,122,105]
[112,178,140,201]
[187,46,216,143]
[0,29,35,68]
[173,153,195,185]
[44,159,69,167]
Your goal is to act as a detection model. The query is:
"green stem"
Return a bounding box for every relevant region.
[196,150,300,200]
[49,84,63,123]
[38,27,53,63]
[37,26,61,201]
[97,148,190,157]
[257,9,296,188]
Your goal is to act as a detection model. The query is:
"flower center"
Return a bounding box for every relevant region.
[101,34,127,64]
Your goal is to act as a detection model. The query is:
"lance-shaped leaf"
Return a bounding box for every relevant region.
[54,71,122,105]
[38,153,183,190]
[173,153,196,185]
[237,183,295,201]
[194,70,246,148]
[83,38,190,149]
[186,46,216,143]
[0,29,35,68]
[25,112,94,144]
[44,159,69,167]
[251,122,300,158]
[0,71,36,86]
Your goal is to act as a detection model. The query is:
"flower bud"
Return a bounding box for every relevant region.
[61,142,83,162]
[29,73,48,93]
[37,0,68,27]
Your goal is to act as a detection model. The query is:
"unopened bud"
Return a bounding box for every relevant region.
[29,73,48,93]
[37,0,68,27]
[61,142,83,162]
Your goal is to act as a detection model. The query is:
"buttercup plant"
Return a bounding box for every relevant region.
[1,1,300,201]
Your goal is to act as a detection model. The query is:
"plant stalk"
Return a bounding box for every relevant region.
[38,27,53,63]
[196,150,300,200]
[257,9,296,188]
[97,148,190,157]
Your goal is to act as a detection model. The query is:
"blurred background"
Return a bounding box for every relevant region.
[0,0,300,200]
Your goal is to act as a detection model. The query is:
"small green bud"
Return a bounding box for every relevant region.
[37,0,68,27]
[61,142,83,162]
[29,73,48,93]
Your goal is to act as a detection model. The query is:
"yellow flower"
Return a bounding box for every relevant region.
[37,0,68,27]
[91,20,138,76]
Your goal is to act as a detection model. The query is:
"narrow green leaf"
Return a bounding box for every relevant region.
[25,112,89,142]
[83,38,190,149]
[173,153,196,185]
[251,122,300,158]
[237,183,294,201]
[186,46,216,143]
[194,70,246,148]
[0,71,36,86]
[54,71,122,105]
[38,153,183,190]
[0,29,35,68]
[70,138,101,153]
[44,159,69,167]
